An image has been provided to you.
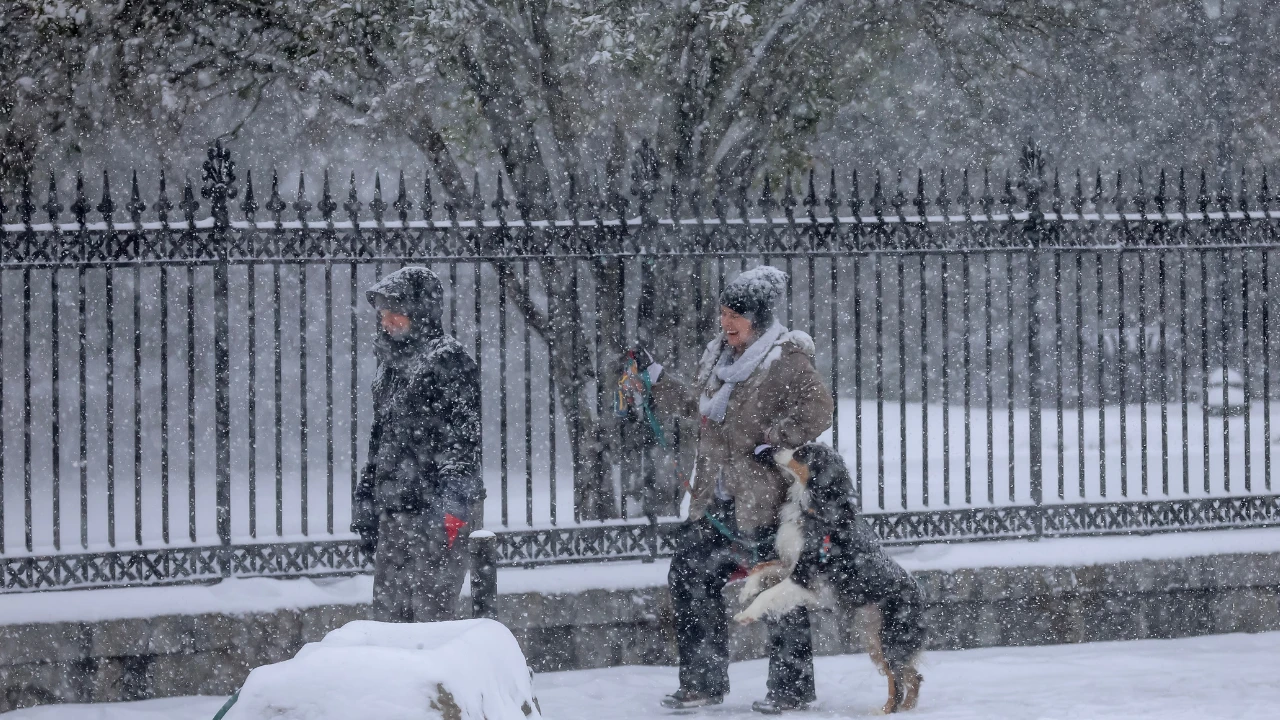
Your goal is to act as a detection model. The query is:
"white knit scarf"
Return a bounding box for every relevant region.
[698,322,786,423]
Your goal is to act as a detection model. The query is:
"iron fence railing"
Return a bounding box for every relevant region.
[1,143,1279,591]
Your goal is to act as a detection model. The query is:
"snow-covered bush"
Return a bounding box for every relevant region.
[220,619,541,720]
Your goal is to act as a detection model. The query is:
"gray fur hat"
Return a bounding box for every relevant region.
[720,266,787,329]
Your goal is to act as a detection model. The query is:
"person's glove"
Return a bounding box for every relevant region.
[752,443,779,467]
[351,497,379,555]
[441,496,470,549]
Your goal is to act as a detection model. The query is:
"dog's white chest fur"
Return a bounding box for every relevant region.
[733,449,821,622]
[774,480,809,567]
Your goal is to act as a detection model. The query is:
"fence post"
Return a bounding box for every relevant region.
[469,530,498,619]
[203,142,238,572]
[1021,144,1045,538]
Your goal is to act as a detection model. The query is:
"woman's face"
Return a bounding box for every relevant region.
[720,306,755,352]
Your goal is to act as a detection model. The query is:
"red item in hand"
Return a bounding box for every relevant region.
[444,513,467,548]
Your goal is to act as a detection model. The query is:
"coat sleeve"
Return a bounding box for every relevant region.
[763,347,834,447]
[356,413,381,503]
[648,369,702,422]
[351,399,381,533]
[420,346,483,514]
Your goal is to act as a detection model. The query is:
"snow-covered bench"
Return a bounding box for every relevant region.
[216,618,541,720]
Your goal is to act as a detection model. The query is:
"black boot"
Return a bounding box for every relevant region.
[661,689,725,710]
[751,697,810,714]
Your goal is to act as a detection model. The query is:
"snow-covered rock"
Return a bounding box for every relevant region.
[220,619,541,720]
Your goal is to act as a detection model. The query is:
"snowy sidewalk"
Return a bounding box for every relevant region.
[5,631,1278,719]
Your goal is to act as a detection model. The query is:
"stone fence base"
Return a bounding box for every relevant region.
[2,548,1279,713]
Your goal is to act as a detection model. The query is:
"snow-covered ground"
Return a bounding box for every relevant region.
[4,632,1278,719]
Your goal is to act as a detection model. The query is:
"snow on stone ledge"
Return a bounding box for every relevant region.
[221,618,541,720]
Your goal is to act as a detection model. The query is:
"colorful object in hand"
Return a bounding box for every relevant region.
[614,350,667,448]
[445,513,467,549]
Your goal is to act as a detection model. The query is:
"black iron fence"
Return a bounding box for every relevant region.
[1,143,1279,592]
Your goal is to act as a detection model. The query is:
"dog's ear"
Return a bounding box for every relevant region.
[810,445,853,499]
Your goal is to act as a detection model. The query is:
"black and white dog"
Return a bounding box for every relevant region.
[735,443,926,714]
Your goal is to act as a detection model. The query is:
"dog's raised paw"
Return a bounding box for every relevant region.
[733,610,759,625]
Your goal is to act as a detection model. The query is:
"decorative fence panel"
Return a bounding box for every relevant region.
[1,144,1278,591]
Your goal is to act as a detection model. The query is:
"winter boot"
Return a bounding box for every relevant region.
[660,689,725,710]
[751,697,810,714]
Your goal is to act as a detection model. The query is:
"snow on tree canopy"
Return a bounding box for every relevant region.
[220,619,542,720]
[720,265,788,329]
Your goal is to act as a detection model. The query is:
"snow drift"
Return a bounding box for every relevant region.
[220,618,541,720]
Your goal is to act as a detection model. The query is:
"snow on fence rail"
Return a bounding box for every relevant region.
[1,142,1279,591]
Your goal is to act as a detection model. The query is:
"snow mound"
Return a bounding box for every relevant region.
[221,619,541,720]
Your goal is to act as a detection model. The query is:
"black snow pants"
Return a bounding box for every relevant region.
[668,500,815,703]
[370,510,470,623]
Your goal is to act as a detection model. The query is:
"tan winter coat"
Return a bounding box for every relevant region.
[650,329,834,533]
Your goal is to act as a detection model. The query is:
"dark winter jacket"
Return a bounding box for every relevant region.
[353,267,482,535]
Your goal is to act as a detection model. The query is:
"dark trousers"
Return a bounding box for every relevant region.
[371,510,469,623]
[668,510,815,702]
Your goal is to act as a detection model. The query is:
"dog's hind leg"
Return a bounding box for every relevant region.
[897,664,922,711]
[860,606,901,714]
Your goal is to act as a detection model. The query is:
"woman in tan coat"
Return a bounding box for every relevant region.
[646,266,834,713]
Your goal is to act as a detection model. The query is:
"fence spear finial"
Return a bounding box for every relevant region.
[19,173,35,229]
[825,167,840,220]
[1177,167,1188,215]
[344,171,362,226]
[1238,167,1248,213]
[1072,169,1084,216]
[492,172,509,224]
[96,169,114,226]
[760,174,776,219]
[1051,168,1063,217]
[891,169,907,219]
[128,170,147,226]
[180,174,199,227]
[1196,168,1209,215]
[370,173,387,225]
[1216,168,1231,215]
[1001,170,1016,215]
[914,168,928,219]
[778,170,788,222]
[390,171,411,224]
[44,173,63,224]
[1134,168,1147,217]
[265,169,285,226]
[870,170,884,220]
[393,171,411,225]
[293,172,311,223]
[935,168,950,216]
[318,169,337,223]
[1155,168,1168,216]
[849,169,862,221]
[805,168,819,223]
[71,172,90,227]
[241,169,258,223]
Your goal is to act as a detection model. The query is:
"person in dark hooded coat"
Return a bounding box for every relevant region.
[352,266,483,623]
